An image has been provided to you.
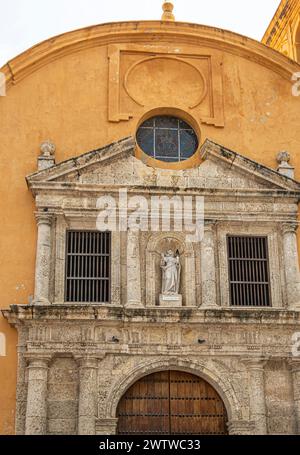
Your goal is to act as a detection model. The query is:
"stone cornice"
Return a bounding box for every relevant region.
[1,20,299,91]
[26,137,300,198]
[26,182,300,200]
[3,304,300,326]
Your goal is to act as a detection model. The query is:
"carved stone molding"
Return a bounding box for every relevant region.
[287,358,300,373]
[74,355,105,369]
[107,44,224,127]
[35,212,53,226]
[24,353,53,367]
[105,356,243,422]
[281,222,298,235]
[242,356,269,370]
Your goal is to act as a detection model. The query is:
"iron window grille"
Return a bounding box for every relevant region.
[65,230,111,303]
[227,235,271,307]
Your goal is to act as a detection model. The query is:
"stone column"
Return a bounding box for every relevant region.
[200,221,218,308]
[243,358,268,435]
[76,356,100,435]
[25,355,51,435]
[282,223,300,310]
[126,230,142,307]
[34,213,53,305]
[288,359,300,434]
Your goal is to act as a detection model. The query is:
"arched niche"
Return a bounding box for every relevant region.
[145,232,196,307]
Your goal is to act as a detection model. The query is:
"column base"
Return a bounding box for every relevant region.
[290,302,300,311]
[201,304,220,309]
[227,420,256,435]
[78,416,96,435]
[32,297,51,306]
[125,301,144,309]
[96,418,118,435]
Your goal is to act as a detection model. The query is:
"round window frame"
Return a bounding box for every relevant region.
[135,108,202,170]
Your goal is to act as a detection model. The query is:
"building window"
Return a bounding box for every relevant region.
[227,236,271,307]
[136,115,198,162]
[65,231,111,303]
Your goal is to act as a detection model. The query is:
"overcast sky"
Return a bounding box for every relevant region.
[0,0,281,66]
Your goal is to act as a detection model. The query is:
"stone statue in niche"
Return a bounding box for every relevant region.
[159,250,182,307]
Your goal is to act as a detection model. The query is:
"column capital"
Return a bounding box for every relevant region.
[281,222,298,235]
[227,419,256,435]
[287,358,300,373]
[35,211,54,226]
[24,353,52,368]
[204,219,218,230]
[74,354,105,369]
[242,356,268,370]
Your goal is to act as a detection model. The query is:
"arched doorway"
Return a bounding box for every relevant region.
[116,370,228,435]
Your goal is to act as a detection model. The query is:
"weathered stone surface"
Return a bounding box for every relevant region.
[47,357,78,435]
[4,138,300,435]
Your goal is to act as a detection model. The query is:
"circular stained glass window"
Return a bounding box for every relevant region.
[136,115,199,163]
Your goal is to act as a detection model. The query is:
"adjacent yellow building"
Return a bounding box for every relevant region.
[263,0,300,62]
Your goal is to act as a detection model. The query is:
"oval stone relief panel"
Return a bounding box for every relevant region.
[124,57,207,108]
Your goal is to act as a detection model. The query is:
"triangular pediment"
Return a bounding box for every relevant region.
[26,137,300,193]
[199,140,300,192]
[27,137,135,184]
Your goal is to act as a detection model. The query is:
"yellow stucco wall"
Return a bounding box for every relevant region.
[0,20,300,434]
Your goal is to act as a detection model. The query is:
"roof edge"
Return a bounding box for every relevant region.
[1,20,300,89]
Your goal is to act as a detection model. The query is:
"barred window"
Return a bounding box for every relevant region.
[227,236,271,307]
[65,231,111,303]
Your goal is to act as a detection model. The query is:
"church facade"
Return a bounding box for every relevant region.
[1,1,300,435]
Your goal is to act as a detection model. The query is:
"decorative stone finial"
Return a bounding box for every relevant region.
[276,150,294,179]
[162,1,175,21]
[40,140,56,157]
[38,140,56,171]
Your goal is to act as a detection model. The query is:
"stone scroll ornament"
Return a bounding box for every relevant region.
[160,250,181,295]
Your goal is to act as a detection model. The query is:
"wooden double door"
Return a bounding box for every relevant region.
[117,370,228,435]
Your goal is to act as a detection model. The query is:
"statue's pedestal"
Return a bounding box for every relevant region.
[159,294,182,307]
